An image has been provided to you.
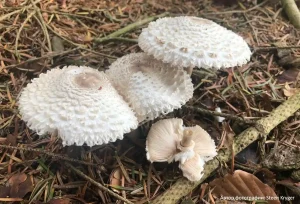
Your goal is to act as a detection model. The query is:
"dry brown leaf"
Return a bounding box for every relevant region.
[0,173,34,198]
[283,83,300,97]
[84,31,93,42]
[277,68,300,84]
[109,167,123,193]
[209,170,280,204]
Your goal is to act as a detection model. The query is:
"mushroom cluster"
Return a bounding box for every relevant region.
[19,62,193,146]
[146,118,217,181]
[19,16,251,149]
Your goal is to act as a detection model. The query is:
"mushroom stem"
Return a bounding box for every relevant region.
[180,129,194,147]
[186,66,194,75]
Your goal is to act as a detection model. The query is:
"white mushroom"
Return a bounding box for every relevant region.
[18,66,138,146]
[138,16,252,74]
[146,118,183,163]
[215,107,225,123]
[146,118,217,181]
[179,154,205,181]
[106,53,193,122]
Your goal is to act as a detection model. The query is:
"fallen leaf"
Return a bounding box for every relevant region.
[209,170,280,204]
[283,83,300,97]
[84,31,93,42]
[109,168,123,193]
[276,68,300,84]
[0,173,34,198]
[9,173,27,196]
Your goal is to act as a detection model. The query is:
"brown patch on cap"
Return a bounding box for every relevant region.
[74,72,102,89]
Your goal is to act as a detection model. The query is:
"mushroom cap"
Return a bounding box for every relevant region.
[146,118,183,163]
[179,154,205,181]
[106,53,193,122]
[18,66,138,146]
[146,118,217,162]
[138,16,251,69]
[145,118,217,181]
[185,125,217,162]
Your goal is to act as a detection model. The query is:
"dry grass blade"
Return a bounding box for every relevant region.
[15,10,36,58]
[93,12,169,43]
[0,144,102,167]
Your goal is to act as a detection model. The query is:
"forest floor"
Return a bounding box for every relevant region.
[0,0,300,203]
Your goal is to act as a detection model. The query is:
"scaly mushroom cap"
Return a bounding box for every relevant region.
[106,53,193,122]
[18,66,138,146]
[139,16,251,69]
[145,118,217,181]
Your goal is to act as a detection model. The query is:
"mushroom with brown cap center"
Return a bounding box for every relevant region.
[18,65,139,146]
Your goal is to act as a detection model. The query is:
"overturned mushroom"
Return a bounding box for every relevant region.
[139,16,252,74]
[106,53,193,122]
[146,118,217,181]
[18,66,138,146]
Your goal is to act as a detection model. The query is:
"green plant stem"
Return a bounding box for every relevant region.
[93,13,169,44]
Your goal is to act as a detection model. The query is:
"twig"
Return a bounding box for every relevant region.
[0,144,101,167]
[281,0,300,28]
[93,12,169,44]
[66,162,134,204]
[0,0,41,22]
[243,13,258,44]
[104,37,138,43]
[184,105,256,124]
[0,9,22,22]
[30,0,52,53]
[4,48,80,69]
[15,10,36,59]
[152,91,300,203]
[45,23,84,47]
[40,9,106,25]
[253,45,300,51]
[80,47,117,59]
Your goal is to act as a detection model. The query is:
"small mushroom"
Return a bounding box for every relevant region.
[138,16,252,74]
[179,154,205,181]
[146,118,217,181]
[146,118,183,163]
[106,53,193,122]
[18,66,138,146]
